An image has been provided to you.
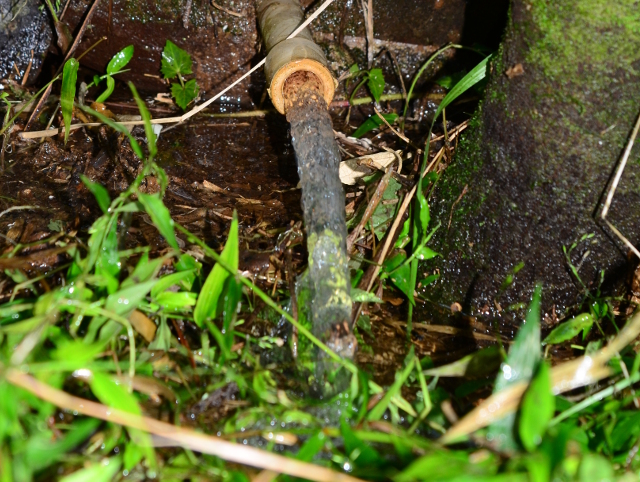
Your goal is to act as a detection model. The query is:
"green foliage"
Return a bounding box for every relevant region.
[194,213,239,328]
[87,45,134,104]
[347,65,386,106]
[367,68,385,104]
[161,40,199,109]
[487,285,542,450]
[519,361,554,451]
[352,112,398,138]
[161,40,193,79]
[543,313,594,345]
[61,58,79,144]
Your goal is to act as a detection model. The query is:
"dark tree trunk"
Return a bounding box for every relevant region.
[422,0,640,323]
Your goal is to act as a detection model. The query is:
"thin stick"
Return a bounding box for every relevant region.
[21,50,34,86]
[373,107,414,147]
[5,370,365,482]
[600,108,640,259]
[211,0,244,17]
[19,0,338,139]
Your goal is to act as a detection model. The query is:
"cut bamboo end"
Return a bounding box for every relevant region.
[268,59,335,115]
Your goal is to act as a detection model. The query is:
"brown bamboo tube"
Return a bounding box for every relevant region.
[256,0,336,114]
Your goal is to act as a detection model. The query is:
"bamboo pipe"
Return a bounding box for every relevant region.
[256,0,336,114]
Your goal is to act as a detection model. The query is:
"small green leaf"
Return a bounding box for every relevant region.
[413,177,430,245]
[383,252,412,300]
[81,175,111,213]
[95,75,114,104]
[194,213,239,327]
[149,317,172,351]
[543,313,593,345]
[106,45,134,74]
[93,74,101,86]
[161,40,193,79]
[519,361,554,451]
[61,58,79,144]
[137,193,179,250]
[104,279,157,316]
[89,372,141,414]
[171,78,199,110]
[414,245,438,261]
[351,288,383,303]
[352,113,398,138]
[367,68,385,103]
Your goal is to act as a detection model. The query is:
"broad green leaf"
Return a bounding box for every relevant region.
[222,276,242,350]
[519,361,554,452]
[61,58,79,144]
[80,175,111,213]
[296,431,326,462]
[21,419,100,475]
[394,451,472,482]
[129,82,157,160]
[432,55,490,125]
[367,68,385,103]
[59,458,121,482]
[89,372,141,414]
[542,313,593,345]
[578,454,614,482]
[161,40,193,79]
[95,219,120,280]
[106,45,134,74]
[341,420,382,467]
[137,193,179,250]
[151,270,195,297]
[351,288,383,303]
[171,78,199,110]
[487,285,542,450]
[52,339,106,364]
[123,442,143,472]
[383,252,412,300]
[609,411,640,451]
[414,245,438,261]
[352,113,398,138]
[194,213,239,327]
[79,104,144,159]
[154,291,197,311]
[104,279,157,316]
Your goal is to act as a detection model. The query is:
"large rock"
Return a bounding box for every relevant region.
[0,0,52,83]
[421,0,640,322]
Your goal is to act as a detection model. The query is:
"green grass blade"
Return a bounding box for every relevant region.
[137,193,179,250]
[61,58,79,144]
[193,212,239,327]
[128,82,157,160]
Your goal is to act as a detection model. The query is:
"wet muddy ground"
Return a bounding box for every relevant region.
[0,86,492,386]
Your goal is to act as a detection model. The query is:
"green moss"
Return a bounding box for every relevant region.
[527,0,640,83]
